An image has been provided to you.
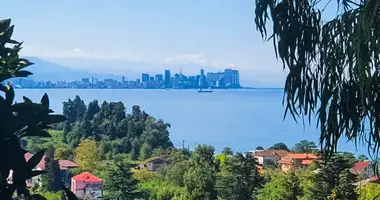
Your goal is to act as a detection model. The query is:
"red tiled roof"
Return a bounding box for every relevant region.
[301,160,314,165]
[286,153,318,159]
[253,150,289,157]
[352,161,370,173]
[72,172,102,182]
[24,152,78,171]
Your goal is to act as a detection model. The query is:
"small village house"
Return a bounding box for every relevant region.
[278,153,319,172]
[23,152,78,187]
[138,157,170,171]
[351,161,374,179]
[71,172,103,199]
[249,149,289,165]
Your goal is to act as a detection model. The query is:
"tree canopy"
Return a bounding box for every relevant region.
[293,140,317,153]
[254,0,380,157]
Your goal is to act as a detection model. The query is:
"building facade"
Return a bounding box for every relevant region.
[71,172,103,199]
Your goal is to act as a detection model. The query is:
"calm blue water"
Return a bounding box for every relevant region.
[14,89,367,155]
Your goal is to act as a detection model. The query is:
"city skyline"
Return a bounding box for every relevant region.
[12,68,241,89]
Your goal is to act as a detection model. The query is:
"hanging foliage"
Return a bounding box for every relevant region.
[255,0,380,158]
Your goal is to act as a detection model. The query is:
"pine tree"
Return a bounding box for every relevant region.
[41,145,62,192]
[103,162,141,200]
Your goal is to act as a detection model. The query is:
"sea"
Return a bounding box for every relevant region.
[15,88,368,156]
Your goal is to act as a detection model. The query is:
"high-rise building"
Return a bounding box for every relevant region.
[199,69,206,88]
[142,73,150,82]
[121,76,126,83]
[231,70,240,87]
[174,73,180,88]
[164,70,171,88]
[155,74,163,82]
[149,77,154,82]
[206,72,224,87]
[224,69,240,88]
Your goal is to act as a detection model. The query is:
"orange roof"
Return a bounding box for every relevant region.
[301,160,314,165]
[72,172,102,182]
[286,153,318,159]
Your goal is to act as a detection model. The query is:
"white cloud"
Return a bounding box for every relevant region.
[21,45,226,68]
[164,53,220,67]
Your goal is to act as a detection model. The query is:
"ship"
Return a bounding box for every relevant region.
[198,88,213,93]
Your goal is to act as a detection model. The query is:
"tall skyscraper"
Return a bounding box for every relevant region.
[121,76,126,83]
[142,73,149,82]
[164,70,171,88]
[199,69,206,88]
[224,69,240,88]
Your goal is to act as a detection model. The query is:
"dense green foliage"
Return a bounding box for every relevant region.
[268,142,290,151]
[40,146,62,192]
[61,96,173,161]
[216,153,264,200]
[0,18,76,199]
[358,183,380,200]
[102,162,141,200]
[292,140,317,153]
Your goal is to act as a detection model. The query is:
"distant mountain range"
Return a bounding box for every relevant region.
[24,57,122,82]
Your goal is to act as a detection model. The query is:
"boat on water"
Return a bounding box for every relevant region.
[198,88,213,93]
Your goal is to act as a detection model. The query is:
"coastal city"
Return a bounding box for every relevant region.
[12,68,240,89]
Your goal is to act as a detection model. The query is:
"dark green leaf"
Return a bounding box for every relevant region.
[14,70,33,77]
[40,93,49,109]
[26,149,46,170]
[62,184,78,200]
[43,115,66,124]
[5,83,14,105]
[21,130,51,138]
[0,18,11,32]
[23,96,32,104]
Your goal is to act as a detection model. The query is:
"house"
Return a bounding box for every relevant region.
[351,161,374,179]
[24,152,78,187]
[138,157,170,171]
[249,150,289,165]
[278,153,319,172]
[71,172,103,199]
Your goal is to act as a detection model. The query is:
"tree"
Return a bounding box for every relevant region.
[41,145,62,192]
[256,146,264,150]
[357,154,369,162]
[0,18,75,199]
[216,153,264,200]
[183,145,217,200]
[313,155,356,200]
[257,171,302,200]
[329,169,358,200]
[103,162,141,200]
[139,142,153,160]
[74,139,100,172]
[358,183,380,200]
[254,0,380,157]
[269,143,290,151]
[221,147,233,156]
[293,140,317,153]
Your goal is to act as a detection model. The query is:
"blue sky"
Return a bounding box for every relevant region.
[1,0,287,86]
